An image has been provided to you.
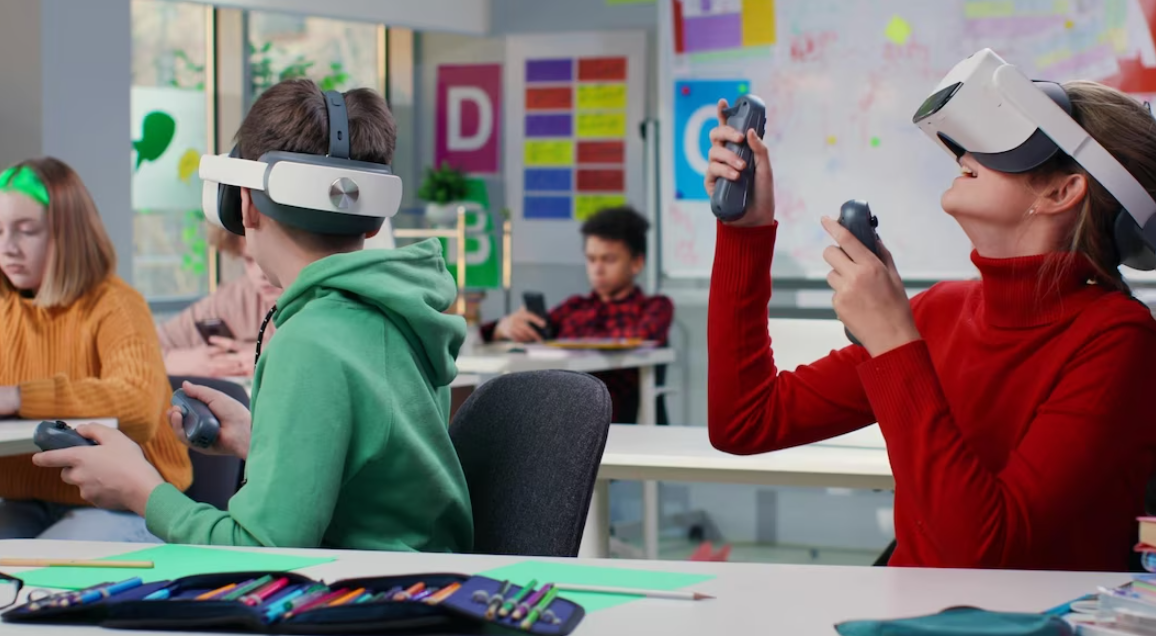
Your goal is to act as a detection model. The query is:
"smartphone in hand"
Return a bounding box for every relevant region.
[523,292,554,340]
[195,318,236,345]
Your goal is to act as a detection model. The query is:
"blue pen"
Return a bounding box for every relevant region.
[143,587,172,601]
[263,589,308,621]
[72,578,143,606]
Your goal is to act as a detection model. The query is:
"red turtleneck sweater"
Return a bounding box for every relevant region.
[708,221,1156,571]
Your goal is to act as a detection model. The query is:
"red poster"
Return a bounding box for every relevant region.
[525,87,573,110]
[578,57,627,81]
[435,64,502,174]
[576,169,625,192]
[577,141,625,164]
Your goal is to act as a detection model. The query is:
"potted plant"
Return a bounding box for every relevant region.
[417,161,470,227]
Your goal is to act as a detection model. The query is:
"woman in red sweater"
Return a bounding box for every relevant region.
[705,79,1156,571]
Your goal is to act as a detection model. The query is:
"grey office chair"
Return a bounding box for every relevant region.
[168,376,248,511]
[449,370,612,557]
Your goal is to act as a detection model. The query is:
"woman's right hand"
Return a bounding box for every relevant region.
[167,381,252,460]
[704,98,777,228]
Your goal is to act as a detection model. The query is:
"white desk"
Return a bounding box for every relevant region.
[223,374,482,397]
[457,344,676,560]
[0,419,117,458]
[580,425,893,558]
[0,540,1123,636]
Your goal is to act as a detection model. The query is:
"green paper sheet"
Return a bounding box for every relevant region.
[17,544,334,591]
[478,561,714,612]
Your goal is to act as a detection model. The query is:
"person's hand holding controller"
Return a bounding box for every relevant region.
[704,98,776,228]
[167,381,252,460]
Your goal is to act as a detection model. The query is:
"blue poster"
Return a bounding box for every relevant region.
[673,79,749,201]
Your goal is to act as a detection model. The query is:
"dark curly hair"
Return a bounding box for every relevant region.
[580,206,649,258]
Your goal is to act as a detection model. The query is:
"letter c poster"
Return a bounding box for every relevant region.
[436,64,502,174]
[673,79,749,201]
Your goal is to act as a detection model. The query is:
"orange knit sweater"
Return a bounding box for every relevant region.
[0,277,191,506]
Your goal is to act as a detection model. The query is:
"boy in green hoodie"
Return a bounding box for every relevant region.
[34,79,474,553]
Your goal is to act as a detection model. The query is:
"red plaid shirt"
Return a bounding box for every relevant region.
[482,287,674,423]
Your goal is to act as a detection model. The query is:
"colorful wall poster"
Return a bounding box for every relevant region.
[673,79,749,201]
[519,56,629,221]
[439,178,502,289]
[130,86,207,212]
[505,31,648,265]
[672,0,775,56]
[435,64,502,174]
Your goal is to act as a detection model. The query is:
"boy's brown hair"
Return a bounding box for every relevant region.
[235,79,397,250]
[0,157,116,308]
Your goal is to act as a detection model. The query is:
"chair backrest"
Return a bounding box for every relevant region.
[449,370,611,557]
[168,376,249,511]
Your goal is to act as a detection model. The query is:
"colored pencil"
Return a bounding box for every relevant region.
[143,588,172,601]
[195,583,237,601]
[424,582,462,605]
[222,575,274,601]
[484,580,511,619]
[500,579,538,618]
[0,558,154,569]
[327,587,366,607]
[67,578,143,607]
[513,583,553,621]
[242,577,290,606]
[393,582,426,601]
[285,588,349,618]
[520,586,560,630]
[552,584,714,601]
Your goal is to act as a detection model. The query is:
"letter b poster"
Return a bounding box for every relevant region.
[435,64,502,174]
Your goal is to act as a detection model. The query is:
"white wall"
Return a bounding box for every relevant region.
[0,0,134,284]
[182,0,490,35]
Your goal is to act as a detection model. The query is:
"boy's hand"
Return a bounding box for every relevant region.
[32,425,163,516]
[494,308,547,343]
[168,381,252,460]
[704,99,776,228]
[165,347,248,378]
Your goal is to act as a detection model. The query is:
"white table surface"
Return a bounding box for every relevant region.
[224,374,482,395]
[456,344,676,376]
[597,424,893,490]
[0,419,117,458]
[0,540,1122,636]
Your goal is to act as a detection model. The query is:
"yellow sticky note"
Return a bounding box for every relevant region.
[885,15,912,46]
[577,84,627,110]
[524,141,574,167]
[742,0,776,46]
[576,112,627,138]
[575,195,627,221]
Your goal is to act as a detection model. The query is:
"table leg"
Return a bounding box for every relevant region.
[638,364,659,559]
[579,479,610,558]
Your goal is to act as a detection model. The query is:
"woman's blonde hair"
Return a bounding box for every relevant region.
[0,157,116,307]
[1033,81,1156,295]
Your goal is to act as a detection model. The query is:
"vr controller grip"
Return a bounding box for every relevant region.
[837,200,881,347]
[710,95,767,222]
[172,389,221,450]
[34,420,98,451]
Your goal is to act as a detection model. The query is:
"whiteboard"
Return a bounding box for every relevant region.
[658,0,1156,281]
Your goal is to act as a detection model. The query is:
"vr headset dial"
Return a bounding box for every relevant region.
[914,48,1156,270]
[199,90,403,237]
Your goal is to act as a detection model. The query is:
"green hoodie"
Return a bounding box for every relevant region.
[146,239,474,553]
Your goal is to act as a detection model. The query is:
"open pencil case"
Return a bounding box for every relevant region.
[2,570,585,635]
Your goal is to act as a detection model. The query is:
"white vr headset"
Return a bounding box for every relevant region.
[914,48,1156,270]
[198,90,403,237]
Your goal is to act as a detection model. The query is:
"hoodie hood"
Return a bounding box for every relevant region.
[273,239,466,387]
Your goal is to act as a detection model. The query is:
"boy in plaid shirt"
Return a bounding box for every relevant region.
[481,206,673,423]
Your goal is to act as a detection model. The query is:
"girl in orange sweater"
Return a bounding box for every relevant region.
[0,157,191,540]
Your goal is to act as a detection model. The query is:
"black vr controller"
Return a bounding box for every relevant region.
[710,95,767,222]
[837,200,881,347]
[172,389,221,450]
[34,420,97,451]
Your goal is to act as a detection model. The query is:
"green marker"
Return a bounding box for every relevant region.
[222,575,273,602]
[519,586,559,630]
[498,579,537,618]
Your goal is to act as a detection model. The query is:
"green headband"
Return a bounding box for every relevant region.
[0,166,49,207]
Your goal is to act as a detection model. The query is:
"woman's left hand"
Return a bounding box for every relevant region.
[820,216,921,357]
[32,424,164,516]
